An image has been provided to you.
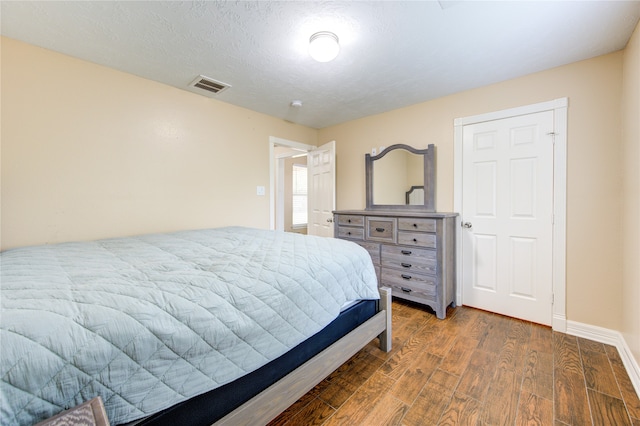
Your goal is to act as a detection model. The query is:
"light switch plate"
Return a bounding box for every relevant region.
[256,186,265,196]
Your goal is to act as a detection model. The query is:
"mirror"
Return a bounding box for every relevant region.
[365,144,435,211]
[372,148,424,205]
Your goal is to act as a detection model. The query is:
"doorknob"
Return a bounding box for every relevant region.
[461,222,473,229]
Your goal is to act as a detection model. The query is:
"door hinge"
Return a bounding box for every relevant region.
[551,293,555,305]
[547,132,556,145]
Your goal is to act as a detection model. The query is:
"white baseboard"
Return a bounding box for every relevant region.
[566,320,640,399]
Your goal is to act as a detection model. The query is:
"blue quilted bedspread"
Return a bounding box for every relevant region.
[0,227,379,425]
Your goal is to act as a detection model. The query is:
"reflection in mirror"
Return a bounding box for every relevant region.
[365,143,435,211]
[373,149,424,205]
[405,186,424,205]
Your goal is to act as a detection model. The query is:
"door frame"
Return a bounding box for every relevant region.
[269,136,316,231]
[453,98,568,332]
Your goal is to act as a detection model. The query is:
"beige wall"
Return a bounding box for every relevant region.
[0,37,317,249]
[2,33,638,348]
[622,22,640,365]
[319,51,625,331]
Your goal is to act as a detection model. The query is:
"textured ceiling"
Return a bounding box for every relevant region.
[2,1,640,129]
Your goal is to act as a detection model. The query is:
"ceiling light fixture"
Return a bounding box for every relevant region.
[309,31,340,62]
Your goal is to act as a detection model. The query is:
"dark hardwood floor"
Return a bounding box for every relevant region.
[269,299,640,426]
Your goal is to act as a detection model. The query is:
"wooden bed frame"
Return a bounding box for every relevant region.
[214,286,393,426]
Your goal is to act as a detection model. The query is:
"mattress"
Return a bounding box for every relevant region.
[0,227,379,426]
[133,299,378,426]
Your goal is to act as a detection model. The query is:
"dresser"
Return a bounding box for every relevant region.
[334,210,458,319]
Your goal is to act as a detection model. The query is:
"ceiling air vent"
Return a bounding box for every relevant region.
[189,75,231,95]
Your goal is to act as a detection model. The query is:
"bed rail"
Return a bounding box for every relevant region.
[215,286,393,426]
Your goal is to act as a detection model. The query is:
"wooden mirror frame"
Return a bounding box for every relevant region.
[365,143,436,211]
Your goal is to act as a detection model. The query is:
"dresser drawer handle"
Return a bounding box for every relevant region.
[413,238,418,242]
[401,263,412,268]
[401,287,412,293]
[401,250,412,255]
[413,223,418,228]
[375,227,385,232]
[347,231,351,235]
[347,219,351,223]
[401,274,412,280]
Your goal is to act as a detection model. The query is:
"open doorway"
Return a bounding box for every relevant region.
[276,149,308,234]
[269,137,315,233]
[269,137,336,237]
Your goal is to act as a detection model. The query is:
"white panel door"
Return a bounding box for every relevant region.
[461,111,554,325]
[307,140,335,237]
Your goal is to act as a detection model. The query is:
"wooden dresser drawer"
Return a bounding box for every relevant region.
[334,209,457,319]
[366,217,396,243]
[337,215,364,226]
[337,226,364,240]
[381,268,437,300]
[381,246,436,275]
[381,244,436,261]
[358,241,381,265]
[398,217,437,232]
[398,231,436,248]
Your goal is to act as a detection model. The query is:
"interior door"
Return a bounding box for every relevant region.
[307,140,336,237]
[461,111,554,325]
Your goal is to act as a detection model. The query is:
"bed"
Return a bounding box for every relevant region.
[0,227,391,426]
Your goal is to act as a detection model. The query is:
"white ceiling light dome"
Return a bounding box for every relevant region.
[309,31,340,62]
